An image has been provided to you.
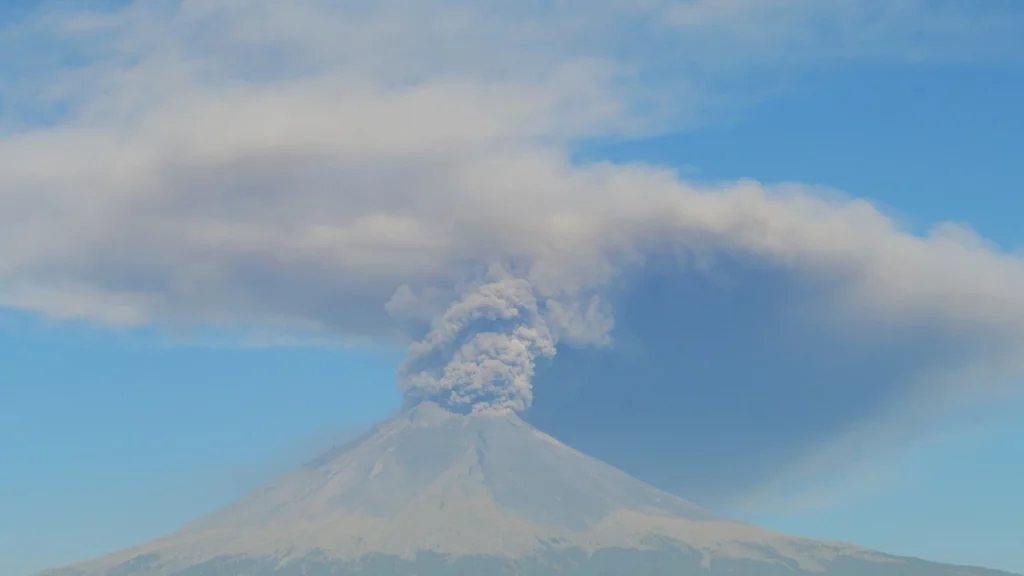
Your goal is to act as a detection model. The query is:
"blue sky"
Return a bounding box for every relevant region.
[566,61,1024,570]
[2,2,1024,576]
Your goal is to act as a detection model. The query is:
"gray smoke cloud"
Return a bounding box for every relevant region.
[3,0,1024,503]
[397,269,558,413]
[392,263,615,413]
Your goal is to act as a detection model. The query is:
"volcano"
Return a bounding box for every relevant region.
[40,402,1016,576]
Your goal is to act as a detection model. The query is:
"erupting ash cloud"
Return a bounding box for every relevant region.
[393,260,617,413]
[2,0,1023,503]
[398,269,559,413]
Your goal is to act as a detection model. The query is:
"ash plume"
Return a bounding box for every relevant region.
[2,0,1024,505]
[397,269,559,413]
[393,262,616,413]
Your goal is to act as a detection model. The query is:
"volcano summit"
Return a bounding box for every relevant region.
[39,402,1016,576]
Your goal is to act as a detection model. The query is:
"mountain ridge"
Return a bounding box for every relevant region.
[38,402,1020,576]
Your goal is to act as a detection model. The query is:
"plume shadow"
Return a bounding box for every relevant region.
[525,252,979,507]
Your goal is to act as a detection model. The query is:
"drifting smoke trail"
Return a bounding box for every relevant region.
[397,267,562,413]
[3,0,1024,504]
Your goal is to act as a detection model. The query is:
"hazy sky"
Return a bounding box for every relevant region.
[2,1,1024,575]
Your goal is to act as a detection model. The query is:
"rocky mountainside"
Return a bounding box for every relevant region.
[39,402,1018,576]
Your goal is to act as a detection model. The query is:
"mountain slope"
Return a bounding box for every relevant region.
[39,402,1019,576]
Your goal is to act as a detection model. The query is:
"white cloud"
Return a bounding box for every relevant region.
[664,0,1021,63]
